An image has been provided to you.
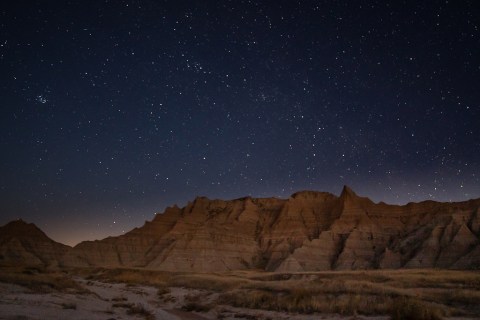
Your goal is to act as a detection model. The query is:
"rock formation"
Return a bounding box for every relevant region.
[1,186,479,271]
[0,220,70,267]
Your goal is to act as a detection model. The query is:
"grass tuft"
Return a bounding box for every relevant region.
[390,297,444,320]
[126,303,155,320]
[182,302,212,312]
[0,267,87,293]
[60,302,77,310]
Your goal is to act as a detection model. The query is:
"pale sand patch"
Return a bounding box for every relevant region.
[0,280,179,320]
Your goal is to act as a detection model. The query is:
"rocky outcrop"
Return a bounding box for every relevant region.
[436,223,477,267]
[2,186,480,271]
[0,220,70,267]
[61,205,182,267]
[276,230,342,271]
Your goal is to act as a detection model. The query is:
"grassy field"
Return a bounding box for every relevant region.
[0,266,87,294]
[1,266,480,319]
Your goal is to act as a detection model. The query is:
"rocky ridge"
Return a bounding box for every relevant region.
[1,186,479,271]
[0,220,70,267]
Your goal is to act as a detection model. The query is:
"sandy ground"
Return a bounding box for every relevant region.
[0,277,476,320]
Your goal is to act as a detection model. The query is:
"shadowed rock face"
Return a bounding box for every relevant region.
[2,186,480,271]
[0,220,70,267]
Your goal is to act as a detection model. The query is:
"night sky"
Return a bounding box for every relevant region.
[1,1,479,246]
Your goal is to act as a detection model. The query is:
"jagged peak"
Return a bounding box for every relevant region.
[184,196,210,212]
[194,195,210,202]
[340,185,358,198]
[4,218,28,225]
[456,223,476,239]
[0,219,51,241]
[338,185,374,205]
[151,205,181,223]
[2,219,41,231]
[164,204,181,213]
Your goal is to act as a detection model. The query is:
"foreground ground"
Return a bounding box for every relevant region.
[0,267,479,320]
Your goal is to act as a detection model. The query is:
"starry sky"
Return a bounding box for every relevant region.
[1,1,479,246]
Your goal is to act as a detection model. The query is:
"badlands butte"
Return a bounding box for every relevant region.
[1,186,480,271]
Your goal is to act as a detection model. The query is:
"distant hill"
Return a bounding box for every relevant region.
[2,186,480,271]
[0,219,70,267]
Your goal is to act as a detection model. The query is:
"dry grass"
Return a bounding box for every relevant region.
[220,288,398,315]
[0,266,87,293]
[60,302,77,309]
[227,269,480,317]
[80,267,171,286]
[181,292,213,312]
[126,303,155,320]
[80,267,245,292]
[390,297,443,320]
[219,269,480,317]
[58,267,480,317]
[168,273,246,291]
[111,301,154,320]
[182,301,212,312]
[157,286,170,296]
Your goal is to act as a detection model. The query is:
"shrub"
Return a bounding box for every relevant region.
[61,302,77,309]
[182,302,212,312]
[390,298,444,320]
[157,287,170,297]
[126,303,155,320]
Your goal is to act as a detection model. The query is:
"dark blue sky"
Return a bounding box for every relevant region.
[1,1,479,245]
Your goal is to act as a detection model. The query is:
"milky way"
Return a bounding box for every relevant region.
[1,1,479,245]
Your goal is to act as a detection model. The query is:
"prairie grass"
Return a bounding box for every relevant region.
[390,297,443,320]
[81,267,171,286]
[0,266,87,293]
[182,302,212,312]
[80,267,245,291]
[59,267,480,318]
[220,288,395,315]
[181,292,213,312]
[112,302,134,309]
[157,286,170,296]
[168,273,246,291]
[125,303,155,320]
[111,301,154,319]
[60,302,77,309]
[222,269,480,317]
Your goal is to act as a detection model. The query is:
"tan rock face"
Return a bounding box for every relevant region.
[2,186,480,271]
